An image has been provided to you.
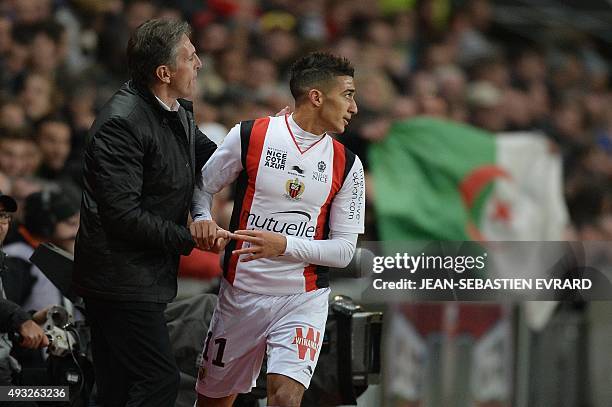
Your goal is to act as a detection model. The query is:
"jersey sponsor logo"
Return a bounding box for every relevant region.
[285,178,305,200]
[312,160,329,183]
[264,147,287,170]
[292,327,321,361]
[244,210,315,238]
[312,171,329,183]
[349,168,364,221]
[288,165,306,179]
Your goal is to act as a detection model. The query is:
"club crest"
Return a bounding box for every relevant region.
[285,178,305,200]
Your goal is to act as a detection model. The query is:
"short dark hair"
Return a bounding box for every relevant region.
[289,52,354,101]
[127,19,191,87]
[25,187,80,238]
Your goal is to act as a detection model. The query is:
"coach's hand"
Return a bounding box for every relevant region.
[210,236,231,253]
[190,220,231,251]
[232,229,287,262]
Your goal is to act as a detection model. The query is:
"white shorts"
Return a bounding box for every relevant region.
[195,280,330,398]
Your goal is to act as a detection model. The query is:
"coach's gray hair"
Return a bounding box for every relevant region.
[127,19,192,87]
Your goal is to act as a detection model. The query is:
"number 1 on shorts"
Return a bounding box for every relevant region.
[203,332,227,367]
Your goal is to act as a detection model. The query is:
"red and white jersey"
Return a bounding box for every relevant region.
[199,115,365,295]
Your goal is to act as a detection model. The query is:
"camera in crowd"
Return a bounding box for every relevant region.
[302,295,382,406]
[41,306,77,358]
[10,304,93,407]
[43,306,94,407]
[14,244,95,406]
[9,303,93,407]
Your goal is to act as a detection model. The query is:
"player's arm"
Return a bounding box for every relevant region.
[283,231,358,268]
[191,124,243,250]
[233,229,358,267]
[233,156,366,267]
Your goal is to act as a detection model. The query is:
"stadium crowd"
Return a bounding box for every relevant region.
[0,1,609,405]
[0,0,609,312]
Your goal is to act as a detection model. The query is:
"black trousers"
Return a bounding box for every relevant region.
[85,299,179,407]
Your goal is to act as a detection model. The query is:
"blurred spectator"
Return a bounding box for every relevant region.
[0,101,26,131]
[470,54,511,90]
[0,130,38,178]
[452,0,498,66]
[0,16,12,56]
[28,21,65,80]
[17,73,58,123]
[34,117,73,183]
[4,187,80,313]
[194,99,228,146]
[467,80,506,132]
[2,29,29,93]
[411,70,448,118]
[195,22,229,57]
[6,176,44,228]
[0,172,11,195]
[12,0,53,25]
[259,27,299,77]
[0,189,50,388]
[503,88,535,131]
[95,0,159,81]
[513,47,548,87]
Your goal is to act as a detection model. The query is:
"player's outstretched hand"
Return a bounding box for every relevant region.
[232,229,287,262]
[18,320,49,349]
[190,220,231,251]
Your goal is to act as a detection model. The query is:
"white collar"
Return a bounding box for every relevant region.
[154,95,179,112]
[288,113,325,140]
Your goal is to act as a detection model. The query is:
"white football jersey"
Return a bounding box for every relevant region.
[217,115,365,295]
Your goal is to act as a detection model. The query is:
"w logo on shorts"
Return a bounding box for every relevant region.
[292,327,321,361]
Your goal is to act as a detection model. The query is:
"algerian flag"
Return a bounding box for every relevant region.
[369,117,569,330]
[369,117,568,242]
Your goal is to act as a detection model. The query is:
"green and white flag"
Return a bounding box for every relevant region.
[374,118,569,405]
[369,117,568,242]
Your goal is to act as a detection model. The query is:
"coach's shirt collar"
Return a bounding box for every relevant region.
[154,95,180,112]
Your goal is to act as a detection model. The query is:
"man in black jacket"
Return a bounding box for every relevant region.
[0,191,49,387]
[73,19,218,407]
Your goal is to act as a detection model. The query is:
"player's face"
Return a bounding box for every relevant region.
[320,75,358,134]
[168,34,202,100]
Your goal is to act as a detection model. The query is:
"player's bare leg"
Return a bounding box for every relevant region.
[196,393,237,407]
[267,373,305,407]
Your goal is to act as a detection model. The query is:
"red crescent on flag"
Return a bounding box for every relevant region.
[459,165,511,241]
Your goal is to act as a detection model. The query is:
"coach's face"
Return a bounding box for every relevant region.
[320,75,358,134]
[168,34,202,99]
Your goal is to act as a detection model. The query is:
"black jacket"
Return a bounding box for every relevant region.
[0,252,31,334]
[73,81,216,303]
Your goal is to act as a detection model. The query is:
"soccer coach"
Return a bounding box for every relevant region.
[73,19,218,407]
